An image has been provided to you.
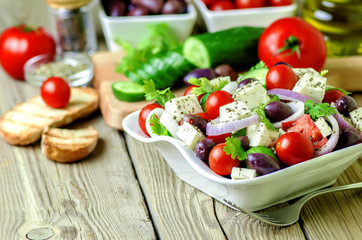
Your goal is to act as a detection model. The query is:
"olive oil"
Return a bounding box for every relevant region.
[302,0,362,56]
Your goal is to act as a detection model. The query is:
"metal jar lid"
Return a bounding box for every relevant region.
[46,0,92,10]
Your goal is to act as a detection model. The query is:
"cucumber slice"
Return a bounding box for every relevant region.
[239,68,269,86]
[125,70,144,85]
[112,81,145,102]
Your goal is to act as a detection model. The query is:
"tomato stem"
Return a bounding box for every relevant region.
[274,36,301,59]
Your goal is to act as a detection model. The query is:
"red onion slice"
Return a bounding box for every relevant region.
[315,115,339,156]
[206,115,260,136]
[333,112,362,141]
[272,101,305,129]
[267,88,319,103]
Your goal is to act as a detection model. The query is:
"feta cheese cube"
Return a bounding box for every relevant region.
[165,95,203,123]
[219,101,251,122]
[231,167,257,180]
[314,117,332,137]
[232,81,269,110]
[350,107,362,132]
[246,122,279,147]
[177,122,205,149]
[292,68,326,103]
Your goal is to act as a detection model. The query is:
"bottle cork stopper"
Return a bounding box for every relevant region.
[47,0,92,10]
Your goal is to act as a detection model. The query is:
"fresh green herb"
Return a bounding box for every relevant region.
[149,113,173,137]
[320,69,328,76]
[231,128,246,137]
[143,80,175,106]
[325,86,351,96]
[115,23,182,74]
[199,92,211,112]
[250,61,268,70]
[255,103,277,131]
[188,77,229,96]
[304,99,337,121]
[224,136,247,161]
[268,94,280,102]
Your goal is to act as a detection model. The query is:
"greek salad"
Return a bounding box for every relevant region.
[137,62,362,180]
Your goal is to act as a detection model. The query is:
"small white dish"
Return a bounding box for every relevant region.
[123,110,362,211]
[193,0,297,32]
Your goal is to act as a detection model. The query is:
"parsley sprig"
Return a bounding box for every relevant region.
[223,136,247,161]
[143,80,175,106]
[188,77,229,96]
[149,113,173,137]
[304,99,337,121]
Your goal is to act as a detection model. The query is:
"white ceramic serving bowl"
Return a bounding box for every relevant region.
[98,3,197,52]
[193,0,298,32]
[123,110,362,211]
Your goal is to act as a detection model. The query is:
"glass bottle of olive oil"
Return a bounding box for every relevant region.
[302,0,362,57]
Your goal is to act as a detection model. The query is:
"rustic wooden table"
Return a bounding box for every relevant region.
[0,1,361,239]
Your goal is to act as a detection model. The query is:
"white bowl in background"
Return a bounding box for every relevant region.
[99,4,197,52]
[193,0,298,32]
[123,110,362,211]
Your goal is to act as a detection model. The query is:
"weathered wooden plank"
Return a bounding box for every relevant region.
[0,71,155,239]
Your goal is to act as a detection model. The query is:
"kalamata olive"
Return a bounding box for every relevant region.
[273,61,293,68]
[335,129,360,150]
[237,136,249,150]
[214,64,238,81]
[237,78,257,88]
[195,139,216,162]
[131,0,163,13]
[246,153,280,175]
[127,5,149,16]
[107,0,127,16]
[183,68,216,86]
[336,95,358,117]
[181,114,209,135]
[264,101,294,122]
[162,0,186,14]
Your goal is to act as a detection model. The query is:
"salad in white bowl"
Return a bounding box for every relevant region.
[123,62,362,210]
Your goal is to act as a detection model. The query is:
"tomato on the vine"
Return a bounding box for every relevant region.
[205,90,234,119]
[183,85,204,101]
[0,24,56,80]
[258,17,327,72]
[209,143,239,175]
[40,77,71,109]
[265,64,299,90]
[322,89,345,104]
[138,103,164,136]
[209,0,235,11]
[235,0,268,9]
[275,132,314,166]
[270,0,292,6]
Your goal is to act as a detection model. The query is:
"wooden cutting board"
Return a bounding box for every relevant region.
[92,51,362,130]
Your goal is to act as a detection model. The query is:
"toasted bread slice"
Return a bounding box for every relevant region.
[41,126,98,163]
[0,87,99,145]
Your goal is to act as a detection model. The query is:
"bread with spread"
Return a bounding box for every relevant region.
[0,87,99,145]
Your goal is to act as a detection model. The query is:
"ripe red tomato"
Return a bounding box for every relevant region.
[0,24,56,80]
[258,17,327,72]
[275,132,314,166]
[196,112,212,121]
[202,0,218,6]
[270,0,292,6]
[209,0,235,11]
[322,89,345,104]
[183,85,204,101]
[235,0,268,9]
[265,64,299,90]
[139,103,164,136]
[282,114,323,142]
[206,132,231,144]
[40,77,71,109]
[205,90,234,119]
[209,143,239,175]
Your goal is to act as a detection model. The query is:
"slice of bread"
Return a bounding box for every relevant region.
[41,126,98,163]
[0,87,99,145]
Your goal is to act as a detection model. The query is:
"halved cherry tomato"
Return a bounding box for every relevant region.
[205,90,234,119]
[207,132,231,144]
[40,77,70,109]
[282,114,323,142]
[196,112,212,121]
[235,0,268,9]
[270,0,292,6]
[183,85,204,101]
[275,132,314,166]
[209,143,239,175]
[265,64,299,90]
[139,103,164,136]
[322,89,345,104]
[209,0,235,11]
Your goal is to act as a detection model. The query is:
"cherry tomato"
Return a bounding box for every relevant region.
[270,0,292,6]
[40,77,71,109]
[0,24,56,80]
[183,85,204,101]
[202,0,218,6]
[282,114,323,142]
[235,0,268,9]
[322,89,345,104]
[196,112,212,121]
[265,64,299,90]
[209,0,235,11]
[139,103,164,136]
[209,143,239,175]
[275,132,314,166]
[258,17,327,72]
[205,90,234,119]
[206,132,231,144]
